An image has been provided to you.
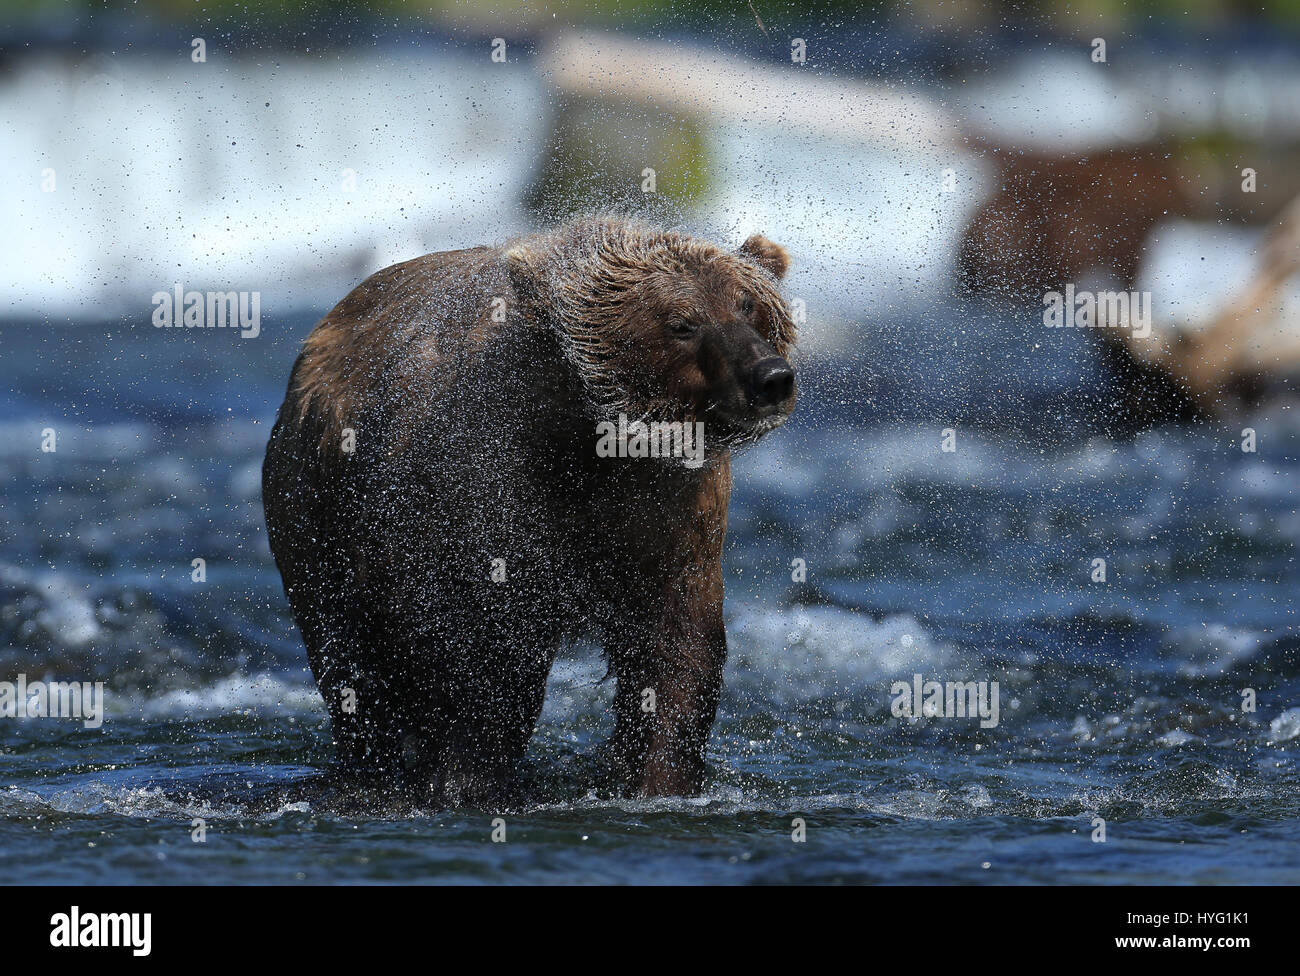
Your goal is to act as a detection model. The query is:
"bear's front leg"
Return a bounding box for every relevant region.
[607,551,729,797]
[610,641,726,796]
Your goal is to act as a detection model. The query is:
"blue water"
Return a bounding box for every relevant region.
[1,309,1297,884]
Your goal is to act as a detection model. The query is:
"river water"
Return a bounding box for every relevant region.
[0,305,1297,884]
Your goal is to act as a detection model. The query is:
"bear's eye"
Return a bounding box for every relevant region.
[738,295,755,317]
[669,317,698,339]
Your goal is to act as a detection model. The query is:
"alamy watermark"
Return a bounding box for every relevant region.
[1043,284,1151,338]
[151,284,261,338]
[0,674,105,729]
[890,673,1000,729]
[50,907,150,956]
[596,413,705,468]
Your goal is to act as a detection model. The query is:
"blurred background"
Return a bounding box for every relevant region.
[2,2,1299,884]
[6,0,1300,392]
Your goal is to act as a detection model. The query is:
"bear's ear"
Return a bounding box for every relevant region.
[503,240,537,285]
[738,233,790,280]
[503,239,551,312]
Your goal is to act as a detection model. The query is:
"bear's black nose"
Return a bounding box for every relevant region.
[749,357,795,410]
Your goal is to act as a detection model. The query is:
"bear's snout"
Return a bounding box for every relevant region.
[748,356,796,413]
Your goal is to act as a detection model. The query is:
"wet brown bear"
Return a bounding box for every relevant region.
[262,217,796,804]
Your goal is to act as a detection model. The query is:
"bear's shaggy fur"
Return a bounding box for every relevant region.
[262,217,796,803]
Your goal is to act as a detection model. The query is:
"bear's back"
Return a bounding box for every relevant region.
[285,245,516,449]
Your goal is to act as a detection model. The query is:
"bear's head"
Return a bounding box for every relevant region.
[506,218,797,447]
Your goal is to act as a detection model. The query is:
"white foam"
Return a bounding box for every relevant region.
[1268,707,1300,743]
[727,605,951,704]
[128,672,323,719]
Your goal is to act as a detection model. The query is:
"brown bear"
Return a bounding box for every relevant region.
[262,217,797,804]
[956,145,1207,432]
[957,145,1196,297]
